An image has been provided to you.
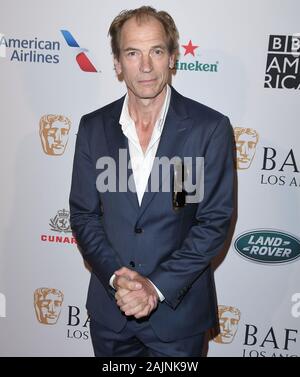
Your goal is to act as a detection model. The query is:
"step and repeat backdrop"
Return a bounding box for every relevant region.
[0,0,299,357]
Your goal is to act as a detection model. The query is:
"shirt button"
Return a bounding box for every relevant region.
[129,261,135,267]
[135,227,143,234]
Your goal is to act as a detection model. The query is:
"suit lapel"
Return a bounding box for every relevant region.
[103,96,140,212]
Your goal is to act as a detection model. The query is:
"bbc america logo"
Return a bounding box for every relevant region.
[264,34,300,90]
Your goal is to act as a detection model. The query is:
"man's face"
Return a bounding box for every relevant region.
[218,311,239,344]
[114,16,174,100]
[41,120,70,156]
[36,293,63,325]
[235,132,258,169]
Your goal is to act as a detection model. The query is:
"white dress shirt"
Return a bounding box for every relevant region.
[109,85,171,301]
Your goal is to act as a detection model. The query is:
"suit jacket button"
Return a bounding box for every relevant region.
[129,261,135,267]
[135,227,143,234]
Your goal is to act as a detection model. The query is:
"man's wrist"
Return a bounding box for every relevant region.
[146,278,165,302]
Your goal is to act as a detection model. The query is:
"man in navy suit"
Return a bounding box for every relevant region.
[69,6,234,357]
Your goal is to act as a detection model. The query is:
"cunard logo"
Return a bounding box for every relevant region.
[49,209,71,233]
[40,209,76,244]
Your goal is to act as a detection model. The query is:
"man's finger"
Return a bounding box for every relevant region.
[115,276,142,290]
[115,267,138,280]
[118,294,148,311]
[149,295,158,310]
[115,288,130,301]
[134,305,151,319]
[124,301,149,316]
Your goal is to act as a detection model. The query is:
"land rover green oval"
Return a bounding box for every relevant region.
[234,230,300,264]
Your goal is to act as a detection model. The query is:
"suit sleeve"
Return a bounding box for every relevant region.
[69,116,122,293]
[148,116,234,309]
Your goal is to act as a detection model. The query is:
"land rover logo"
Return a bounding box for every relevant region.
[234,230,300,264]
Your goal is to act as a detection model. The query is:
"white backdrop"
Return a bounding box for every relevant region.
[0,0,299,357]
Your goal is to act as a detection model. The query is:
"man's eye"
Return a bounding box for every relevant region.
[127,51,137,57]
[153,49,163,55]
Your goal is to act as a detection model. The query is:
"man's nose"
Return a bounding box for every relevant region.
[140,54,153,73]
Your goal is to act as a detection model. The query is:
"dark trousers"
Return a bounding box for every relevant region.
[90,317,204,357]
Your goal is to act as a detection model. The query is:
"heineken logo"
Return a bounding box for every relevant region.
[234,230,300,264]
[175,39,219,73]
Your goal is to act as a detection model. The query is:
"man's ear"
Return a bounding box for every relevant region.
[114,58,122,75]
[169,54,175,69]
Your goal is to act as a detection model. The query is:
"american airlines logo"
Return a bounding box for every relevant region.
[60,30,99,72]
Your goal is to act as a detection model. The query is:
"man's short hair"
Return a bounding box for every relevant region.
[108,5,179,59]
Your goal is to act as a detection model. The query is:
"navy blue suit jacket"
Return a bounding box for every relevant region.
[69,87,234,342]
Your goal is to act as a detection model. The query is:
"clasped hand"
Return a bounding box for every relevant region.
[113,267,158,319]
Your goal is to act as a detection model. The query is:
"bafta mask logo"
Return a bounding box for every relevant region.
[49,209,72,233]
[34,288,64,325]
[214,305,241,344]
[39,115,71,156]
[234,127,259,170]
